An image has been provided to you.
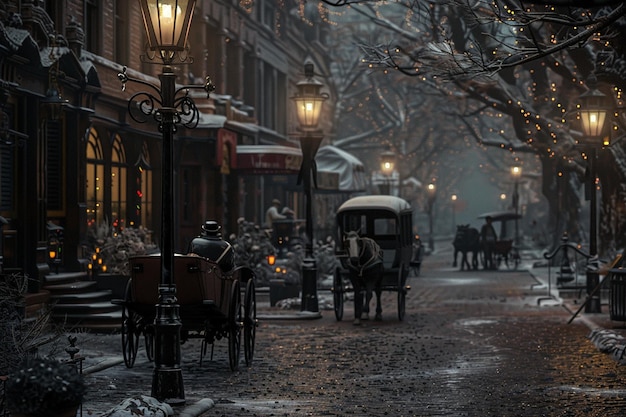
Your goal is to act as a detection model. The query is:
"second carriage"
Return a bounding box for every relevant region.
[333,195,414,322]
[113,254,257,371]
[478,211,522,270]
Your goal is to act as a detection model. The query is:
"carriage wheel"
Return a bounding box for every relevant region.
[228,280,242,371]
[243,278,257,367]
[333,267,344,321]
[121,304,140,368]
[397,268,406,321]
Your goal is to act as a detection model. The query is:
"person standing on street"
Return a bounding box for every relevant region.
[265,199,286,228]
[481,216,498,270]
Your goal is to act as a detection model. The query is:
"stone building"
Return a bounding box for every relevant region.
[0,0,333,289]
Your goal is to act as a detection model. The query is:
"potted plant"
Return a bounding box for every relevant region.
[88,222,158,298]
[5,357,85,417]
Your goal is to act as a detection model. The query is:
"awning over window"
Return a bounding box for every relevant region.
[236,145,302,174]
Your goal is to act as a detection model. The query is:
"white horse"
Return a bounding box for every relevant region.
[343,231,384,325]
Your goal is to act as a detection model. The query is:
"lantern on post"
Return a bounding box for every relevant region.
[577,77,611,314]
[122,0,214,405]
[380,149,396,195]
[511,166,522,246]
[427,183,436,251]
[291,61,328,316]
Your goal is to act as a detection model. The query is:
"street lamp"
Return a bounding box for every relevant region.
[511,165,522,246]
[119,0,215,404]
[427,183,436,251]
[380,149,396,195]
[577,78,610,314]
[292,61,327,316]
[450,194,457,233]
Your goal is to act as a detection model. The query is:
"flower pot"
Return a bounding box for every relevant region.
[11,405,79,417]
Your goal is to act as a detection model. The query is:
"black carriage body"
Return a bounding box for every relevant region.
[115,254,257,371]
[128,254,234,325]
[334,195,413,321]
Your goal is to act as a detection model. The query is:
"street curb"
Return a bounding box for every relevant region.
[83,357,124,375]
[257,311,323,320]
[178,398,215,417]
[529,266,626,365]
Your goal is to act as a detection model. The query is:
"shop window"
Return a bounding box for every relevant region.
[111,135,127,231]
[114,0,130,65]
[85,0,101,54]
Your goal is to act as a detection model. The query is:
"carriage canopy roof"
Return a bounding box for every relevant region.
[337,195,412,216]
[477,211,522,222]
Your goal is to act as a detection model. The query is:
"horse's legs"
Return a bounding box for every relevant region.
[353,282,363,325]
[362,290,371,320]
[461,252,469,270]
[374,288,382,321]
[453,249,458,267]
[472,250,478,270]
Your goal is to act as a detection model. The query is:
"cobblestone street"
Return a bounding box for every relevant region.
[79,248,626,416]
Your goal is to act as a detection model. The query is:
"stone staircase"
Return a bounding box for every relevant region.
[42,271,122,331]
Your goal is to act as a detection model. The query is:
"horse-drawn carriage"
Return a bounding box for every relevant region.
[478,211,521,270]
[113,254,257,371]
[333,195,414,324]
[453,211,522,271]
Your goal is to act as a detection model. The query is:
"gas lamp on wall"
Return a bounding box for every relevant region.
[47,222,64,274]
[41,35,68,120]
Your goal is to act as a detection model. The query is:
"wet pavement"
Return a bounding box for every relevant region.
[76,246,626,416]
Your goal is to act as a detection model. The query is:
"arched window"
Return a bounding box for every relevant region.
[111,134,127,230]
[86,128,104,227]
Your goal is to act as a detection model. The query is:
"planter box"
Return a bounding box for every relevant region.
[94,273,130,299]
[269,279,300,306]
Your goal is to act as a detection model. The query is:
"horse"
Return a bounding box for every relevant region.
[452,225,480,271]
[343,231,384,325]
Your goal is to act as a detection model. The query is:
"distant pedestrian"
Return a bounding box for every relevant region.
[265,199,286,228]
[188,220,234,273]
[481,216,497,270]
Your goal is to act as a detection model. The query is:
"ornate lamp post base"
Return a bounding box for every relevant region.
[301,256,319,313]
[151,285,185,404]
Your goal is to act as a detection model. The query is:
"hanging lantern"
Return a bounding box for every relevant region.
[138,0,196,64]
[291,62,328,131]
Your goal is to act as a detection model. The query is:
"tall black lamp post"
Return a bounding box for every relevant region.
[119,0,214,404]
[380,149,396,195]
[511,165,521,246]
[450,194,457,234]
[292,62,327,316]
[578,78,610,314]
[427,183,436,251]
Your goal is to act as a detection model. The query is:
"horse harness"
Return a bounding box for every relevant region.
[346,234,382,277]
